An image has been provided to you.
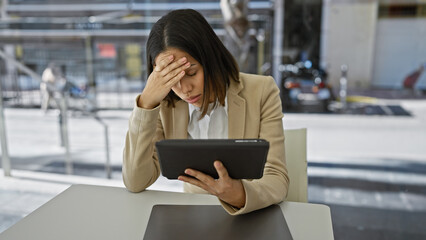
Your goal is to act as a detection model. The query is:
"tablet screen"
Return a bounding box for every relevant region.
[155,139,269,179]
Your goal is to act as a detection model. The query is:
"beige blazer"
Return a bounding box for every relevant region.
[123,73,289,215]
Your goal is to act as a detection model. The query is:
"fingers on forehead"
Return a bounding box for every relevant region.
[154,51,173,66]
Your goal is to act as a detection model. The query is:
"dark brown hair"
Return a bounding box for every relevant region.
[146,9,239,118]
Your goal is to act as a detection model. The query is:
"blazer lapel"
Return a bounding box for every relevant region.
[227,77,246,139]
[172,100,189,139]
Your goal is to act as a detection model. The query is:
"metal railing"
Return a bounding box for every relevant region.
[0,49,112,178]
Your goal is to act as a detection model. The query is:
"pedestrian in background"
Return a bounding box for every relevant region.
[40,62,65,113]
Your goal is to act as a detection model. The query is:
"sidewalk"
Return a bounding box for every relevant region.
[1,98,426,239]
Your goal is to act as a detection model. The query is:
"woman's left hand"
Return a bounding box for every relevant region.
[178,161,246,209]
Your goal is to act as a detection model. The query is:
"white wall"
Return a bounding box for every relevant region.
[372,18,426,89]
[320,0,378,88]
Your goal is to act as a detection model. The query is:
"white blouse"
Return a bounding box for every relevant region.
[187,97,228,139]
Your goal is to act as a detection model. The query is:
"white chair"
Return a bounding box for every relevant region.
[284,128,308,202]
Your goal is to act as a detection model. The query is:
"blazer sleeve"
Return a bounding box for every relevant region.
[221,76,289,215]
[122,95,165,192]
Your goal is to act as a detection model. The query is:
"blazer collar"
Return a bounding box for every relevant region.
[227,75,246,138]
[172,100,189,139]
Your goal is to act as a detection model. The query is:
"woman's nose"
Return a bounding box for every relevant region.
[179,79,192,94]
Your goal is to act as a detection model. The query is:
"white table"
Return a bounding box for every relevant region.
[0,184,334,240]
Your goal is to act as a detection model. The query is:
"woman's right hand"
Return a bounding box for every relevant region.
[138,53,191,109]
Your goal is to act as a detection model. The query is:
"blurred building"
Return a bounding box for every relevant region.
[320,0,426,89]
[0,0,274,108]
[0,0,425,109]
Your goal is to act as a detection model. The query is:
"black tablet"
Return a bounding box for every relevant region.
[155,139,269,179]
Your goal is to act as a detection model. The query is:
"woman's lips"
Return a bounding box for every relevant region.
[185,94,201,104]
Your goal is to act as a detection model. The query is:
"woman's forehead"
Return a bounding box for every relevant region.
[162,48,186,56]
[155,48,197,64]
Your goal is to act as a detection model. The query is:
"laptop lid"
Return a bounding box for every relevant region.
[143,204,293,240]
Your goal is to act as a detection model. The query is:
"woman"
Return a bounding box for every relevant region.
[123,9,289,215]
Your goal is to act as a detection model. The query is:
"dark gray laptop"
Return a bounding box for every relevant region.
[143,204,293,240]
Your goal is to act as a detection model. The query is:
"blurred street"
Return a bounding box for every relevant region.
[1,1,425,239]
[1,96,426,239]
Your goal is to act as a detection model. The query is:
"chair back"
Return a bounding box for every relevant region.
[284,128,308,202]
